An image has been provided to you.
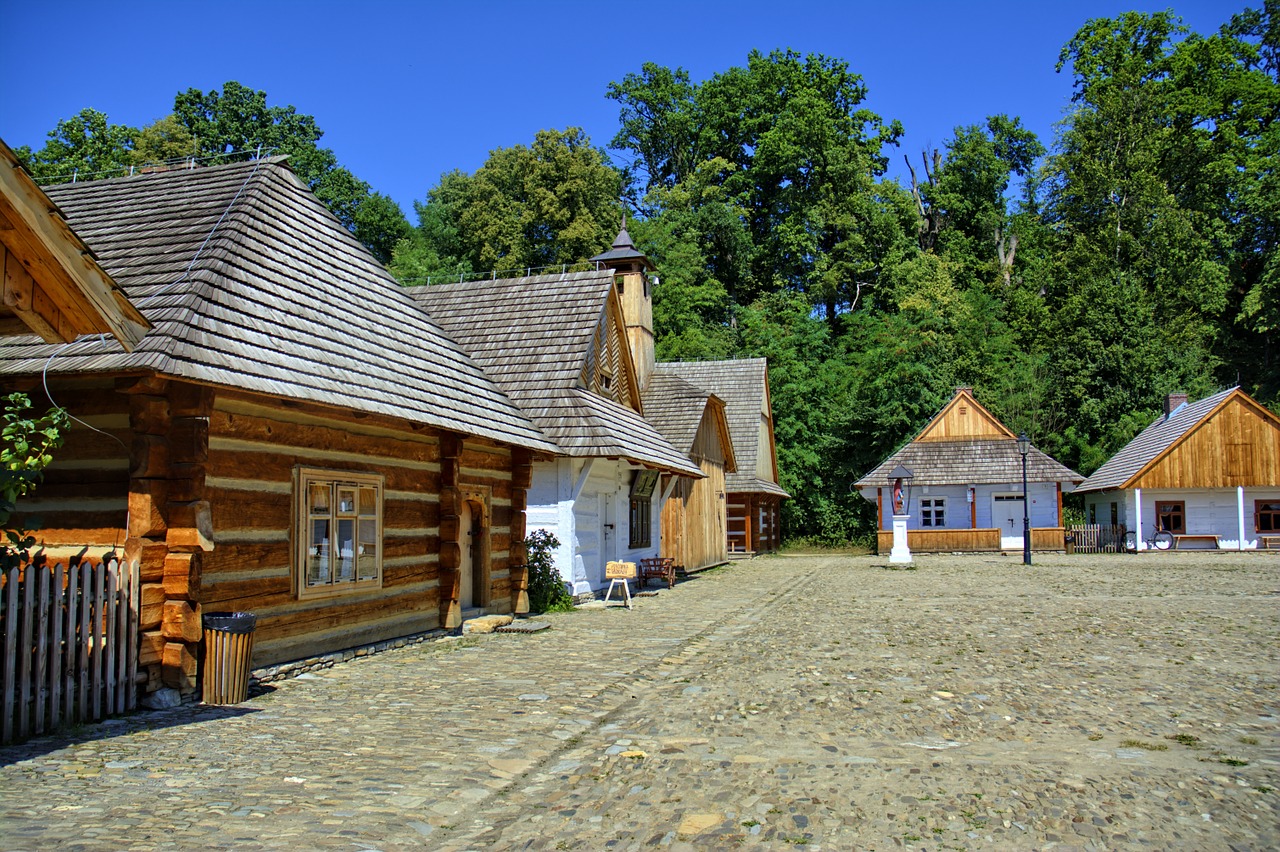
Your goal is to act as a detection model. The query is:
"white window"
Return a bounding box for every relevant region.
[920,498,946,527]
[296,468,383,598]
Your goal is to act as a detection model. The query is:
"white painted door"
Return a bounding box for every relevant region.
[993,493,1024,549]
[602,492,617,567]
[460,500,475,609]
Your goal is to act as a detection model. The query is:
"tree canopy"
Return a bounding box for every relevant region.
[15,82,409,264]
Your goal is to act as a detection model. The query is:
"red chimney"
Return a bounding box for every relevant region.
[1165,393,1188,417]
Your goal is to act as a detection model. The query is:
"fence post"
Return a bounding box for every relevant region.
[35,565,50,735]
[105,565,118,718]
[50,563,63,730]
[64,563,78,724]
[3,566,17,743]
[19,562,34,739]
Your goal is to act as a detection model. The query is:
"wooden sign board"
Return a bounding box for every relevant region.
[605,560,637,579]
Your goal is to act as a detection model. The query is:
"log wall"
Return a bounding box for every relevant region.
[204,393,522,666]
[5,377,531,692]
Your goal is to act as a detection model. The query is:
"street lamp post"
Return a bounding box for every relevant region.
[1017,432,1031,566]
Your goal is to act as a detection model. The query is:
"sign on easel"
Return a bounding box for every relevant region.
[603,561,636,608]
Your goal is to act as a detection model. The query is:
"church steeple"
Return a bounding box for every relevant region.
[591,217,656,392]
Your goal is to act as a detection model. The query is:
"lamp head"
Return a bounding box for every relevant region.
[1017,431,1030,457]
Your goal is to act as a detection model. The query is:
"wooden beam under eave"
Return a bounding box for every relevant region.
[2,243,63,344]
[0,139,150,351]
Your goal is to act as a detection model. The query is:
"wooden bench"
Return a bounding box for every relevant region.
[1173,534,1220,550]
[639,557,676,589]
[1260,535,1280,551]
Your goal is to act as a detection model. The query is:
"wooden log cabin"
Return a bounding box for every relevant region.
[855,387,1082,553]
[0,157,557,700]
[1077,389,1280,551]
[658,359,789,556]
[642,372,736,572]
[408,255,705,596]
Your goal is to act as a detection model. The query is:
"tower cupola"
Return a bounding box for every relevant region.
[591,217,656,392]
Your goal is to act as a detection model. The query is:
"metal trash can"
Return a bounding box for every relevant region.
[202,612,257,705]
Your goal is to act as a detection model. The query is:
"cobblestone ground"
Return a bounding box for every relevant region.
[2,552,1278,851]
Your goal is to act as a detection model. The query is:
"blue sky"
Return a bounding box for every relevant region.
[1,0,1244,218]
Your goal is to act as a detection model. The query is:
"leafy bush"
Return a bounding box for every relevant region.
[1,393,67,570]
[524,529,573,613]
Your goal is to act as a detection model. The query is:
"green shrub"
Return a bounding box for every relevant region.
[524,529,573,613]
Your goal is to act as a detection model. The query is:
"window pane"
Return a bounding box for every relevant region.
[337,488,357,515]
[358,518,378,580]
[307,519,331,586]
[337,519,355,581]
[359,487,377,515]
[309,483,330,514]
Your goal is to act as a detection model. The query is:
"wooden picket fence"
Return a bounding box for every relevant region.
[1069,524,1128,554]
[1,558,140,745]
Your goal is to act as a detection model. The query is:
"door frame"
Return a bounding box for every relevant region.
[457,485,491,609]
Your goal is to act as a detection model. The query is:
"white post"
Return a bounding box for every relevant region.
[889,514,912,564]
[1134,488,1144,551]
[1238,486,1247,551]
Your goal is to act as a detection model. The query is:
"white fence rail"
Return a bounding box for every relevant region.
[1,559,139,745]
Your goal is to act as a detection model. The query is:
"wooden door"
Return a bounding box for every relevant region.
[460,500,475,608]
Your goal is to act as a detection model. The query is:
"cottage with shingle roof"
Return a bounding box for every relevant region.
[642,371,736,571]
[855,387,1082,553]
[1076,389,1280,550]
[658,359,789,556]
[0,156,558,700]
[410,261,705,596]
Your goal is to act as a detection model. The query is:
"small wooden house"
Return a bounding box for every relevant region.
[1076,389,1280,550]
[642,372,736,572]
[0,157,557,699]
[658,359,789,555]
[409,261,704,596]
[855,387,1082,553]
[0,137,149,349]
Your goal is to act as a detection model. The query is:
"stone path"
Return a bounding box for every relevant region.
[2,552,1278,850]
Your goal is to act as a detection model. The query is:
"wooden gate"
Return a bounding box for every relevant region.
[1,558,140,744]
[1069,524,1127,554]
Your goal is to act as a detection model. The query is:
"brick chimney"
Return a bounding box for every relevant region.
[1164,393,1189,417]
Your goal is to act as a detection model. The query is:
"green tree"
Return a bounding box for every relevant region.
[131,115,196,165]
[172,82,410,264]
[15,109,136,184]
[398,128,623,278]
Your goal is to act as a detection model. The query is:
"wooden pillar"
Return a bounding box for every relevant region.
[970,488,977,529]
[744,495,755,553]
[510,449,532,614]
[438,432,463,628]
[121,378,211,698]
[1056,482,1063,526]
[877,488,884,531]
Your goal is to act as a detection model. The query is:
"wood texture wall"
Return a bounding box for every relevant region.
[660,409,729,572]
[1134,394,1280,490]
[727,494,782,554]
[6,377,529,693]
[874,527,1066,553]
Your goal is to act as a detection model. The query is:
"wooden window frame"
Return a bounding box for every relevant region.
[295,468,384,600]
[1256,500,1280,533]
[1155,500,1185,535]
[920,497,946,528]
[629,497,652,548]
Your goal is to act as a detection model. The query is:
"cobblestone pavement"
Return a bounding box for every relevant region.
[2,552,1278,851]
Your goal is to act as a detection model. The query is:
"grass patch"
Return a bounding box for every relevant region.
[1120,739,1168,751]
[1166,733,1201,747]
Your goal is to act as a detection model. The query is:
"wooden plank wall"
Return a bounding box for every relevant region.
[875,527,1065,553]
[204,394,518,667]
[1135,395,1280,489]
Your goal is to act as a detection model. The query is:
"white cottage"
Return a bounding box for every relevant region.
[1076,389,1280,551]
[855,387,1083,553]
[410,250,702,597]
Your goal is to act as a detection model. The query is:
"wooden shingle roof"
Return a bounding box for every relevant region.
[642,372,736,472]
[659,359,788,497]
[410,272,702,477]
[0,158,555,452]
[1076,388,1247,492]
[855,439,1082,491]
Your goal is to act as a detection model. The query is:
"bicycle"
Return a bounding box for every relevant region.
[1124,523,1174,552]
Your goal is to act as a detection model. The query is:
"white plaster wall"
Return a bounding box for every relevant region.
[878,482,1061,529]
[1083,488,1280,549]
[529,458,662,596]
